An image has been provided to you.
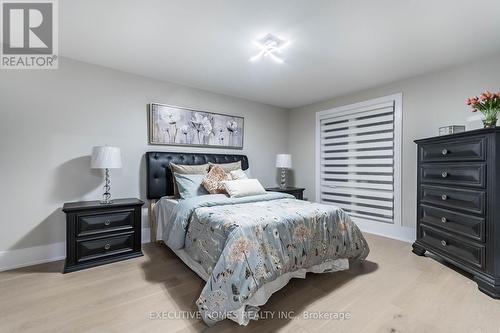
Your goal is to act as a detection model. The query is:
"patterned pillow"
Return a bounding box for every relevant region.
[202,165,231,194]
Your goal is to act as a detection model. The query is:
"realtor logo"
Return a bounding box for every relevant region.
[1,0,58,69]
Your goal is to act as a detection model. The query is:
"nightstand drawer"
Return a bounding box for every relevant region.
[77,209,134,237]
[77,232,135,263]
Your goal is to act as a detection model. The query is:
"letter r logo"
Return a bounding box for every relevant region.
[2,1,53,54]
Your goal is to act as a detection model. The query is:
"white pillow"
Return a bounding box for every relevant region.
[230,169,248,180]
[222,179,266,198]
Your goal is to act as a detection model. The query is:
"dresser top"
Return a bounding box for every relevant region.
[415,127,500,144]
[63,198,144,212]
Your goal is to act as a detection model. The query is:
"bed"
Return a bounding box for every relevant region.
[145,152,369,326]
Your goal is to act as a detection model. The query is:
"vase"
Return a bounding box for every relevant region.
[483,117,498,128]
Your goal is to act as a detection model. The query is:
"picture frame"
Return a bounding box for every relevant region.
[148,103,244,149]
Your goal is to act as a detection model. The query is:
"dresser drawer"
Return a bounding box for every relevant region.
[420,185,485,215]
[420,137,486,163]
[77,232,135,263]
[420,225,485,269]
[76,210,134,237]
[419,204,485,242]
[420,163,486,188]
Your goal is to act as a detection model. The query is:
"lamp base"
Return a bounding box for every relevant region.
[100,199,113,205]
[100,169,113,204]
[279,168,287,189]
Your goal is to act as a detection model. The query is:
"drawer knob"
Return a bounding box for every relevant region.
[104,220,111,226]
[441,217,447,223]
[104,244,111,250]
[441,171,448,178]
[441,149,448,155]
[441,194,448,201]
[441,240,447,246]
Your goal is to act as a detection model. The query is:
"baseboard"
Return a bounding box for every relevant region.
[354,220,416,243]
[0,242,66,272]
[0,227,152,272]
[0,221,412,271]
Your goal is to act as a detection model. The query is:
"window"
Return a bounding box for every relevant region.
[315,94,402,229]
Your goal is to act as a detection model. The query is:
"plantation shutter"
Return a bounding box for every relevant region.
[318,101,396,224]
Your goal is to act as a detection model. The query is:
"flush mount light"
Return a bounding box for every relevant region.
[249,33,290,64]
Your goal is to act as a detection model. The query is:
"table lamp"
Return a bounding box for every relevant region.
[91,146,122,204]
[276,154,292,189]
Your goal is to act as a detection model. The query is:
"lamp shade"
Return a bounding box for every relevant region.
[275,154,292,168]
[91,146,122,169]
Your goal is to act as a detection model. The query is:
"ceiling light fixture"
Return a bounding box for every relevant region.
[249,33,290,64]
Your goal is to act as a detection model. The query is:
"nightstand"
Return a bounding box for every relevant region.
[62,198,144,273]
[265,187,305,200]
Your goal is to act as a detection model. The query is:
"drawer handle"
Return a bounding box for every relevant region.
[441,149,448,155]
[104,243,111,250]
[104,220,111,226]
[441,194,448,201]
[441,171,448,178]
[441,240,447,247]
[441,217,447,223]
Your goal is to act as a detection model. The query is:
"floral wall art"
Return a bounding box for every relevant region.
[149,103,244,148]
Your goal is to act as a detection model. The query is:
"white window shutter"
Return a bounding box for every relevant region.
[317,98,401,225]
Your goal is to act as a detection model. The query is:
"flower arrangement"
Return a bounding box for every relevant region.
[466,91,500,128]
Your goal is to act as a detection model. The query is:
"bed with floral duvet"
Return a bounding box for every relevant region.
[155,192,369,326]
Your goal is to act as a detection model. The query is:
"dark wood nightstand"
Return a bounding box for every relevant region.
[265,187,305,200]
[62,198,144,273]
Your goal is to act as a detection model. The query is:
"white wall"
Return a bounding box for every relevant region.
[0,58,289,268]
[289,54,500,228]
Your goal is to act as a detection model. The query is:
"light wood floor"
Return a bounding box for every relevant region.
[1,233,500,333]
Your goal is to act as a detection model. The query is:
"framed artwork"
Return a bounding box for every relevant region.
[148,103,244,149]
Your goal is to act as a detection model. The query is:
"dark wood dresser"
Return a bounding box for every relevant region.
[412,128,500,298]
[63,198,144,273]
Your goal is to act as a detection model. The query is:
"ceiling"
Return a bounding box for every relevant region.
[61,0,500,109]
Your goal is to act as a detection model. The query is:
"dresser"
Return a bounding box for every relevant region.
[63,198,144,273]
[412,128,500,298]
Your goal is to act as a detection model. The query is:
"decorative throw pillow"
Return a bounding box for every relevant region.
[230,169,248,180]
[209,161,242,173]
[222,179,266,198]
[202,165,231,194]
[173,173,209,199]
[170,163,209,197]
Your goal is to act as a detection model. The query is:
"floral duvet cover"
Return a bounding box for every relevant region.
[156,192,369,325]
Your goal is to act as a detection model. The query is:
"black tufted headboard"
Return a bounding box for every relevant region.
[145,151,249,200]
